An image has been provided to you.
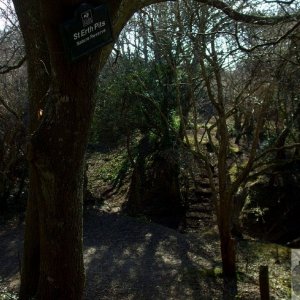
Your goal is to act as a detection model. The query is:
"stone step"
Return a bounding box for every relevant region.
[185,218,213,228]
[186,211,213,219]
[188,202,213,212]
[195,189,213,197]
[189,197,211,204]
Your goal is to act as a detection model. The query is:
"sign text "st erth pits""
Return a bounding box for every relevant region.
[60,3,113,61]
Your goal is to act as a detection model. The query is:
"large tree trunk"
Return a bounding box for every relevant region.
[19,169,40,298]
[32,135,86,299]
[13,0,115,297]
[19,56,105,299]
[13,1,51,297]
[22,54,109,300]
[27,55,103,297]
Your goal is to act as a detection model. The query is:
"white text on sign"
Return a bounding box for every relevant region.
[73,21,106,40]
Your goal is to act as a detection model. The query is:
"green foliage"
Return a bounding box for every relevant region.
[171,112,181,131]
[89,44,189,148]
[90,57,152,146]
[95,151,128,183]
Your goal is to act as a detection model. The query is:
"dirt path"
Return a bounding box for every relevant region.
[0,208,290,300]
[0,218,23,294]
[0,209,227,299]
[83,210,225,299]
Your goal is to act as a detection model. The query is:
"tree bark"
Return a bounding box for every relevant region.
[218,177,237,277]
[217,192,237,278]
[219,230,236,277]
[13,1,51,298]
[19,169,40,299]
[20,53,105,298]
[13,0,113,297]
[24,48,107,300]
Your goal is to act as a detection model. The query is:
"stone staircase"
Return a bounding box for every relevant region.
[180,168,217,234]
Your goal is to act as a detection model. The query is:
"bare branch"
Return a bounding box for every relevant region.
[0,95,20,119]
[0,56,26,74]
[107,0,300,51]
[255,143,300,163]
[193,0,300,25]
[234,20,300,52]
[249,157,300,181]
[263,0,296,4]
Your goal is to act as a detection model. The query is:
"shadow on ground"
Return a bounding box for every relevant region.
[0,221,23,292]
[83,210,226,300]
[1,209,237,299]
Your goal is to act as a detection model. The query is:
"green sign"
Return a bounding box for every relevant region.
[60,3,113,61]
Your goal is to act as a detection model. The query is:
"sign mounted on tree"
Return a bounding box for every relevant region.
[60,3,113,61]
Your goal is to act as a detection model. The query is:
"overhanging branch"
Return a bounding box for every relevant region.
[138,0,300,26]
[234,20,300,52]
[0,56,26,74]
[193,0,300,25]
[0,95,20,119]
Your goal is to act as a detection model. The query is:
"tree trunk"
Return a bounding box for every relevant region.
[27,47,110,297]
[19,170,40,299]
[218,193,237,278]
[20,62,103,298]
[13,0,111,297]
[220,229,236,278]
[13,1,51,297]
[33,144,85,299]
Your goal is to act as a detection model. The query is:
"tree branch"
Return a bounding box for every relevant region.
[111,0,300,53]
[0,56,26,74]
[193,0,300,25]
[234,20,300,52]
[0,95,20,120]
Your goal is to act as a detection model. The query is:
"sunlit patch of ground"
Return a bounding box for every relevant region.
[0,208,292,299]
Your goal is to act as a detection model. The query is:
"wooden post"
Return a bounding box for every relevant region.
[259,265,270,300]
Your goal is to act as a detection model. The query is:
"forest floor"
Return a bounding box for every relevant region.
[0,148,292,300]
